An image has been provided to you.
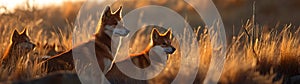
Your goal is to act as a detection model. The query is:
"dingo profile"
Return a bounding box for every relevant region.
[1,29,36,67]
[129,28,176,68]
[106,28,176,83]
[43,6,129,74]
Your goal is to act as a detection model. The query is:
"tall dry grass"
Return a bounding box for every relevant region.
[125,17,299,84]
[0,5,73,82]
[0,2,299,84]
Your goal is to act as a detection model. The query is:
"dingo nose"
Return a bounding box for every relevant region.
[164,47,176,54]
[126,29,130,33]
[113,28,130,36]
[125,29,130,34]
[171,47,176,53]
[121,29,130,36]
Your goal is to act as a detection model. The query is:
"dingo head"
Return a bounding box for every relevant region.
[97,6,130,37]
[11,29,36,54]
[151,28,176,55]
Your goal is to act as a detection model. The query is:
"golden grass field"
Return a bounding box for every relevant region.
[0,0,300,84]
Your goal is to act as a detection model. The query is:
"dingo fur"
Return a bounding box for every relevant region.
[105,28,176,83]
[1,29,36,68]
[129,28,176,68]
[43,6,129,74]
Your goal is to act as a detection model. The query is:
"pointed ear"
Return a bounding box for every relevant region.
[103,6,112,18]
[21,28,27,35]
[165,29,172,39]
[114,6,123,16]
[12,29,20,41]
[152,28,160,40]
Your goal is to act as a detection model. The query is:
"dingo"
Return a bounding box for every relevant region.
[43,6,129,74]
[1,29,36,68]
[106,28,176,83]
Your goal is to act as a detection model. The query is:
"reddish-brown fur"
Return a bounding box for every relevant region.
[105,28,176,83]
[43,6,125,73]
[129,28,174,68]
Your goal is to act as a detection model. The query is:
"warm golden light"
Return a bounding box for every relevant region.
[0,0,83,13]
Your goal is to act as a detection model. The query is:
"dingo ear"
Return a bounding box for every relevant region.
[103,6,112,17]
[12,29,20,41]
[21,28,27,35]
[165,29,172,39]
[114,6,122,16]
[152,28,160,40]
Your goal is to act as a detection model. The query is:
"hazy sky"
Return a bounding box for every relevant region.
[0,0,90,13]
